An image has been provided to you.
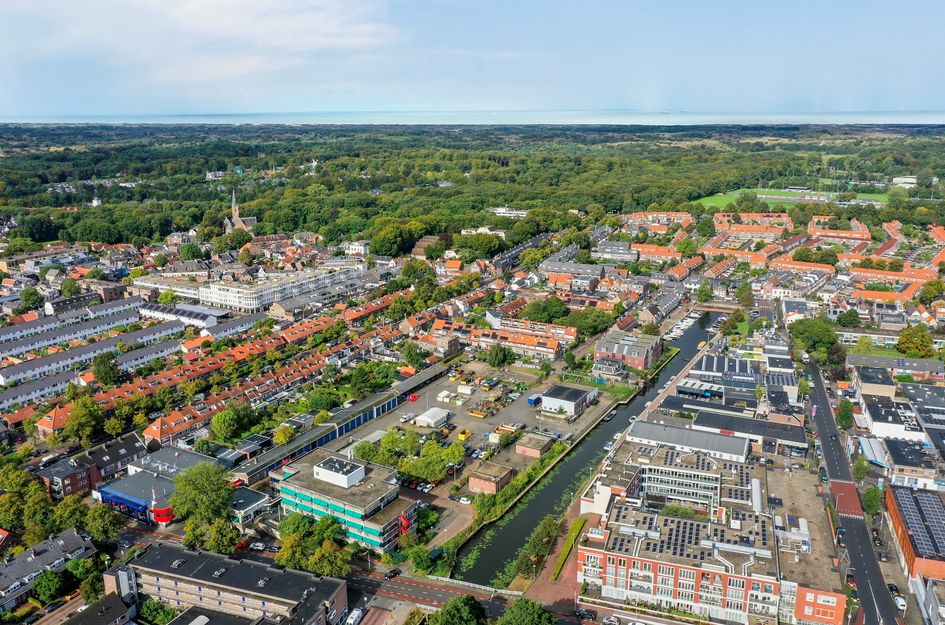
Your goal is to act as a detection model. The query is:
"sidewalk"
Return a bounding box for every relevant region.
[524,501,593,614]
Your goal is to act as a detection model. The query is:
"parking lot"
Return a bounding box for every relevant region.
[766,466,842,594]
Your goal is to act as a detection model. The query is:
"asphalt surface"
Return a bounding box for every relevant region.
[806,361,901,625]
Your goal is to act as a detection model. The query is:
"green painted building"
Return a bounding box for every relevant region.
[271,449,417,552]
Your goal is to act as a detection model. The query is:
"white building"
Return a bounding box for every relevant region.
[540,385,597,418]
[414,407,451,428]
[342,240,371,256]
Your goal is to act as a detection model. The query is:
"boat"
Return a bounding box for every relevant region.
[603,442,614,452]
[698,340,707,348]
[603,410,616,422]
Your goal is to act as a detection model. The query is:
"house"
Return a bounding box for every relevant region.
[73,432,149,485]
[594,329,662,370]
[0,529,95,611]
[342,240,370,256]
[37,457,101,501]
[63,593,133,625]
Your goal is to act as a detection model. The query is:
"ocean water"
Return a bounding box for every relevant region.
[7,110,945,125]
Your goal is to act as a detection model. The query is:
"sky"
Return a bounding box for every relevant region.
[1,0,944,120]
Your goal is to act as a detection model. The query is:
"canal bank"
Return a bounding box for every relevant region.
[453,312,719,586]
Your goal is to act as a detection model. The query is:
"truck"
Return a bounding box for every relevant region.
[801,352,810,364]
[527,394,542,407]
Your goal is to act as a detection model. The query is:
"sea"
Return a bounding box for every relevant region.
[6,110,945,125]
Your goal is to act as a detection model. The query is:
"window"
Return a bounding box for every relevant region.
[806,592,815,602]
[818,596,837,606]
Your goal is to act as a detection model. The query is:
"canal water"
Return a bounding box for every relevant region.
[454,312,719,586]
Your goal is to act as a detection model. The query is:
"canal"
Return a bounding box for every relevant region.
[454,312,719,586]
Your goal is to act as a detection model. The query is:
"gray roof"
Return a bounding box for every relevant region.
[0,529,95,600]
[626,420,749,459]
[846,354,945,375]
[857,366,896,386]
[0,316,60,343]
[0,310,139,359]
[0,370,77,408]
[202,312,268,339]
[76,432,147,473]
[64,593,130,625]
[692,411,807,445]
[130,542,343,604]
[132,448,217,479]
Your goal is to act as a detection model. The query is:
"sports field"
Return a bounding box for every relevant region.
[694,188,888,208]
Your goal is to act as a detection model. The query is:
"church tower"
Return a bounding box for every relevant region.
[231,188,239,221]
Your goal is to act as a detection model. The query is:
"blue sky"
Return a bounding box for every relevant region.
[1,0,942,119]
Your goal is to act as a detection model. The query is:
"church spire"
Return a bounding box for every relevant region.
[231,188,239,220]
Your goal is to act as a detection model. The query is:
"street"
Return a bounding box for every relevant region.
[806,361,901,625]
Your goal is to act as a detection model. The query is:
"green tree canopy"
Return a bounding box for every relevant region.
[496,598,556,625]
[429,595,487,625]
[169,462,234,523]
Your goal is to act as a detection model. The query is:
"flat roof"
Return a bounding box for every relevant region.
[766,356,795,370]
[541,384,591,403]
[846,354,945,374]
[230,486,268,512]
[890,486,945,561]
[884,439,936,469]
[693,411,808,445]
[856,366,895,386]
[131,542,343,604]
[626,421,749,459]
[167,607,254,625]
[902,383,945,429]
[64,593,129,625]
[471,461,514,482]
[278,449,396,511]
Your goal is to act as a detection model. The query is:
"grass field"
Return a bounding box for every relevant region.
[694,188,888,209]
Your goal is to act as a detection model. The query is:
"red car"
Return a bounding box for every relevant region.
[236,539,249,550]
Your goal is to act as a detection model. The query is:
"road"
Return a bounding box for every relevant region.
[806,361,901,625]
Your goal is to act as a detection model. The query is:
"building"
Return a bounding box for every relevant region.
[851,366,896,398]
[540,385,598,418]
[223,190,256,234]
[272,450,417,552]
[413,407,451,429]
[63,593,133,625]
[624,421,749,463]
[106,543,346,625]
[690,411,808,457]
[592,241,638,263]
[845,353,945,379]
[515,433,554,458]
[861,394,925,441]
[229,487,274,531]
[884,439,939,491]
[95,448,220,525]
[37,457,101,500]
[594,329,662,371]
[44,293,102,315]
[924,578,945,625]
[467,461,514,495]
[886,486,945,579]
[0,529,96,612]
[342,240,370,256]
[73,432,148,484]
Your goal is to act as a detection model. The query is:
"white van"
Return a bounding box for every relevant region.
[345,608,364,625]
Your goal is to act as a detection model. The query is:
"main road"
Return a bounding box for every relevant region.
[806,361,901,625]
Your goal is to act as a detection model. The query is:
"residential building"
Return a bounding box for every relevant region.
[592,241,638,263]
[37,457,101,500]
[272,450,418,552]
[64,593,133,625]
[594,329,662,370]
[105,542,346,625]
[883,439,939,491]
[73,432,149,484]
[342,240,370,256]
[0,529,95,612]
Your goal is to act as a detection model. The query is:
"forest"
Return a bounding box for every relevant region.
[3,124,945,251]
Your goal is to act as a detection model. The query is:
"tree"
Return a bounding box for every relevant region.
[183,518,207,550]
[63,396,104,446]
[486,344,514,368]
[203,519,241,555]
[55,495,90,532]
[104,416,125,437]
[275,533,309,570]
[93,352,122,386]
[157,290,179,305]
[80,574,104,603]
[835,309,861,328]
[520,297,568,323]
[696,280,713,303]
[898,325,934,358]
[79,573,105,605]
[836,399,854,431]
[16,286,43,314]
[85,504,124,543]
[852,335,873,355]
[273,425,295,446]
[496,598,556,625]
[862,485,882,517]
[169,463,234,522]
[798,378,810,397]
[60,277,81,297]
[919,279,945,305]
[306,539,350,577]
[735,281,754,308]
[22,215,59,242]
[139,599,177,625]
[66,558,97,580]
[33,570,62,603]
[640,322,660,336]
[789,319,838,364]
[310,516,343,546]
[24,490,55,534]
[429,595,488,625]
[211,409,239,440]
[675,237,698,258]
[279,512,315,539]
[0,493,24,531]
[853,454,870,482]
[401,341,423,367]
[178,242,202,261]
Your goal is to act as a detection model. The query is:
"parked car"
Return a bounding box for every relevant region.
[602,617,621,625]
[894,595,906,611]
[265,545,279,553]
[877,550,888,561]
[250,542,266,551]
[384,568,402,580]
[22,614,42,625]
[887,583,900,595]
[117,540,132,549]
[448,494,460,502]
[44,601,65,614]
[236,539,249,550]
[574,609,597,621]
[459,497,471,505]
[845,571,856,587]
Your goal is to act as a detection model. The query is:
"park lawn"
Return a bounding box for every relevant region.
[693,188,888,208]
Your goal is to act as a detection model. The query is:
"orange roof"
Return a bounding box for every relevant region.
[8,311,40,324]
[444,259,463,270]
[182,336,213,352]
[36,405,70,433]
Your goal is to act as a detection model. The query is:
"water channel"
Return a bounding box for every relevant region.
[454,312,720,586]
